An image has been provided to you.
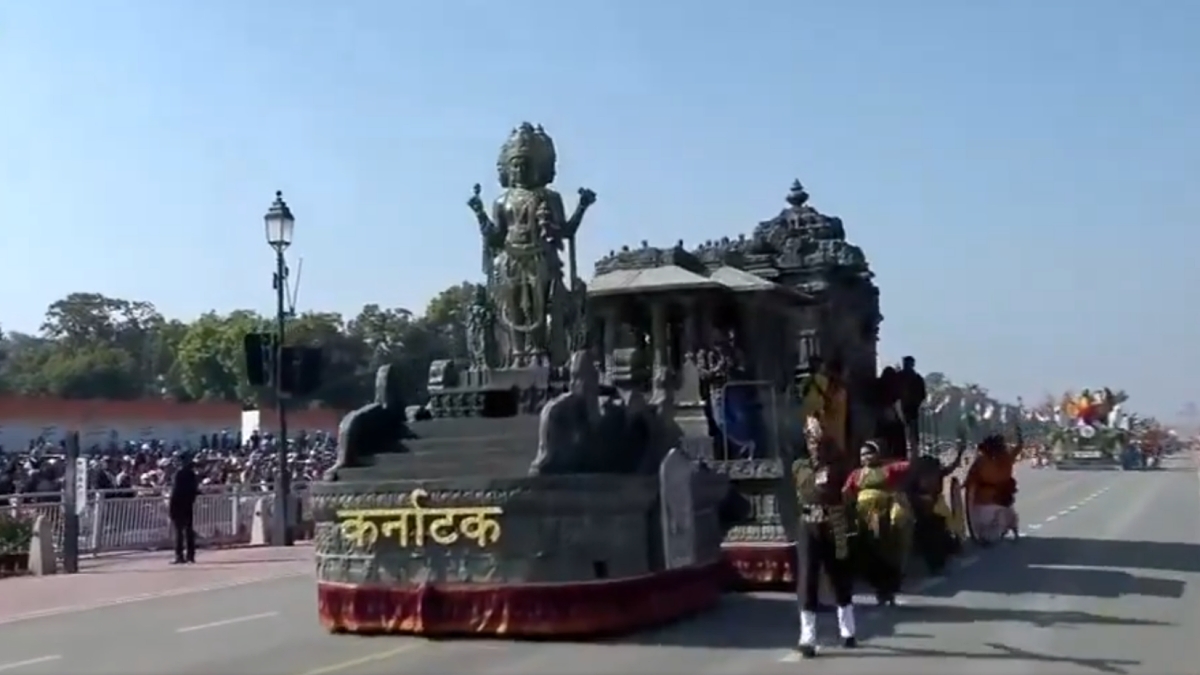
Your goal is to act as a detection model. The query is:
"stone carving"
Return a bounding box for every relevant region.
[467,122,597,369]
[529,351,600,476]
[746,179,873,292]
[562,279,590,354]
[325,365,410,480]
[464,283,498,369]
[427,359,459,392]
[529,349,682,477]
[659,447,697,569]
[593,240,705,276]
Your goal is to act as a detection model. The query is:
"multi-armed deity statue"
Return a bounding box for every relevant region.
[466,122,597,370]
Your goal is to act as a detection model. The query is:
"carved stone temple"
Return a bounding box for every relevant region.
[587,179,880,588]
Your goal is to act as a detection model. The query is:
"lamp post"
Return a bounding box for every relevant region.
[264,190,295,547]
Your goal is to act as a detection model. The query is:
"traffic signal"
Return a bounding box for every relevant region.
[244,333,322,396]
[243,332,276,386]
[280,346,323,397]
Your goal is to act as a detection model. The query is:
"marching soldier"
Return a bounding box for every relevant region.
[793,438,858,657]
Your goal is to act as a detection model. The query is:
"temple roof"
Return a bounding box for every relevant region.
[589,263,813,303]
[588,265,722,296]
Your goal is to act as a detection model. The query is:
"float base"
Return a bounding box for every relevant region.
[721,543,797,592]
[317,561,724,638]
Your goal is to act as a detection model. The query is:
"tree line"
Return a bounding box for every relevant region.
[0,287,477,411]
[1,290,1049,433]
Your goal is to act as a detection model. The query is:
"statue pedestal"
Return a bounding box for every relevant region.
[462,365,555,390]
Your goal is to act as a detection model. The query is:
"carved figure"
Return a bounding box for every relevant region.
[529,351,600,475]
[562,279,590,354]
[465,283,498,368]
[637,366,682,473]
[324,365,410,480]
[467,123,596,368]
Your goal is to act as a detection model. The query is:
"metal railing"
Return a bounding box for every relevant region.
[3,483,314,556]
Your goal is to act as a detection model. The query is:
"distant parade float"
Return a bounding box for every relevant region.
[1047,388,1147,470]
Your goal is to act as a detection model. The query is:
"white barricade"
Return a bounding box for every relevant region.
[4,483,314,556]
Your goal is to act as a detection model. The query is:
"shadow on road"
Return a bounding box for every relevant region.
[921,537,1196,600]
[1019,537,1200,574]
[614,592,1170,653]
[829,640,1140,674]
[614,595,797,650]
[859,603,1169,640]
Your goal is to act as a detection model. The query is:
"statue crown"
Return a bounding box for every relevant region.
[499,122,557,174]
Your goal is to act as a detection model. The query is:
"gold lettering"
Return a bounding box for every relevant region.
[458,509,503,547]
[335,490,505,549]
[337,511,380,548]
[428,513,460,545]
[380,513,413,547]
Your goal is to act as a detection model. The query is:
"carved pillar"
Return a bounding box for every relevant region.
[650,298,668,375]
[602,307,619,374]
[692,295,713,350]
[681,296,698,355]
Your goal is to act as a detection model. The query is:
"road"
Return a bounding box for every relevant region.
[0,457,1196,675]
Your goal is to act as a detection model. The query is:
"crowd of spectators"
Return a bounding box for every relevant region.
[0,431,337,499]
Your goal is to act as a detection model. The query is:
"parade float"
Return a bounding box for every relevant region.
[1049,388,1130,469]
[309,123,736,639]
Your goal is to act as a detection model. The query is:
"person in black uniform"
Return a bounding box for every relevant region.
[170,454,199,564]
[793,438,858,658]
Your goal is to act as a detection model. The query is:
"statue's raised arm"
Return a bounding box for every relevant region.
[566,186,597,238]
[467,183,503,246]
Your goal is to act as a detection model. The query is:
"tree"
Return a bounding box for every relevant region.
[174,310,267,403]
[38,344,143,399]
[422,282,476,361]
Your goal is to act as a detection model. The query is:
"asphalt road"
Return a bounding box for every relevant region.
[1,457,1196,675]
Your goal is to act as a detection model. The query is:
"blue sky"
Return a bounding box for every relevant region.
[1,1,1197,419]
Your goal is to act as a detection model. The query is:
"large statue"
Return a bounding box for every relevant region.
[467,122,597,368]
[324,365,409,480]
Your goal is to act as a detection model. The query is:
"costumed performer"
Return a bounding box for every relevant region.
[964,431,1023,545]
[843,441,912,606]
[906,431,968,573]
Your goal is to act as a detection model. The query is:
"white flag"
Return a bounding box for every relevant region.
[934,394,952,414]
[999,406,1008,424]
[983,404,996,420]
[1106,404,1122,427]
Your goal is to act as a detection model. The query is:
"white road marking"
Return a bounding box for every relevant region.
[176,611,279,633]
[0,656,62,673]
[0,572,308,627]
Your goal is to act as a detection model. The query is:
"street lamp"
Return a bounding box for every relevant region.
[264,190,294,547]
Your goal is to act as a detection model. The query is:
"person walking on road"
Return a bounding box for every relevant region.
[170,454,199,564]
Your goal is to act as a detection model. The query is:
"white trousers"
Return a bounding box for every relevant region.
[971,504,1017,542]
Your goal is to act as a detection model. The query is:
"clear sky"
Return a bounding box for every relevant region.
[1,1,1197,419]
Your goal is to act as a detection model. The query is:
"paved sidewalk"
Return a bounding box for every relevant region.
[0,545,313,624]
